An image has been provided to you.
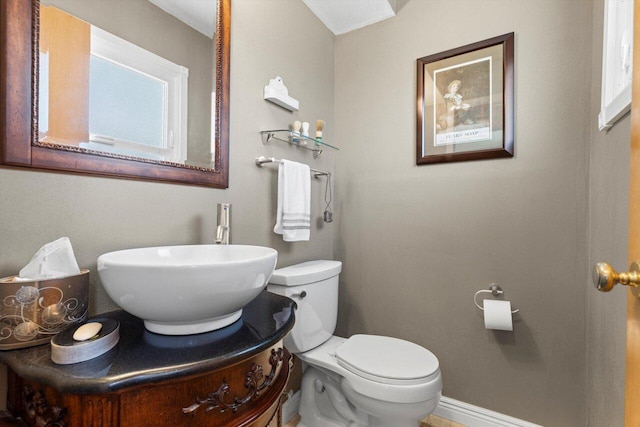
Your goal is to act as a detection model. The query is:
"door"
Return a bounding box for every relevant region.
[627,1,640,424]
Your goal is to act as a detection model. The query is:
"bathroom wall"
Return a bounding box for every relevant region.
[586,0,630,426]
[0,0,334,400]
[333,0,592,425]
[0,0,628,424]
[0,0,334,309]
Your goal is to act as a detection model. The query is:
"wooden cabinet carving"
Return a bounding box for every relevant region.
[6,345,291,427]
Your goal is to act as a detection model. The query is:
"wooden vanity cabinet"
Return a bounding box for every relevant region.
[6,344,291,427]
[0,294,296,427]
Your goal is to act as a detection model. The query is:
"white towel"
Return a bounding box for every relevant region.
[274,160,311,241]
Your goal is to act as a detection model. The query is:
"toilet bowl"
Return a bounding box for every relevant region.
[268,260,442,427]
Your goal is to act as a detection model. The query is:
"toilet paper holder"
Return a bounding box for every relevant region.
[474,284,519,314]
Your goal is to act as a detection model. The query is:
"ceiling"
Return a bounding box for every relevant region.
[148,0,216,39]
[147,0,404,39]
[302,0,401,35]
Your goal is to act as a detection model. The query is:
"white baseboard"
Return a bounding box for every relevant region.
[282,390,301,425]
[434,396,542,427]
[284,391,539,427]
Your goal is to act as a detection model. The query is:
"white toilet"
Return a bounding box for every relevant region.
[268,260,442,427]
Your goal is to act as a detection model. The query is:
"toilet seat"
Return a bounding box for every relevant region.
[298,335,442,404]
[335,334,439,385]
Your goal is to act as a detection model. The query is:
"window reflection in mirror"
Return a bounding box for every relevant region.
[38,1,216,168]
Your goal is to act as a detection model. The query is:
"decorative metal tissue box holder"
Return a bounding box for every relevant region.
[0,270,89,350]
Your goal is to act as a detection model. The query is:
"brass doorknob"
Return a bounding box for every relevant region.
[593,261,640,299]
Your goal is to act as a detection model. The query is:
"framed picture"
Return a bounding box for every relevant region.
[416,33,514,165]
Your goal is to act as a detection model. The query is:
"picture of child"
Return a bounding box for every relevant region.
[444,79,474,126]
[432,57,492,146]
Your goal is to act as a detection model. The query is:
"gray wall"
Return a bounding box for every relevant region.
[333,0,592,425]
[586,1,629,426]
[0,0,334,311]
[0,0,630,424]
[0,0,335,401]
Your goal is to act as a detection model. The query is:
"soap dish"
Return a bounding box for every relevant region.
[51,318,119,365]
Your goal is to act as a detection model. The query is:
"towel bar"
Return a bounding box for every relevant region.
[255,156,330,178]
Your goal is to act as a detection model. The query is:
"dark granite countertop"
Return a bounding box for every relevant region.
[0,291,295,395]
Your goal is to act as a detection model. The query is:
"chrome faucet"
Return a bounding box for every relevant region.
[215,203,231,244]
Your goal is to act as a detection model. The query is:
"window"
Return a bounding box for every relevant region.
[599,0,633,130]
[83,26,189,162]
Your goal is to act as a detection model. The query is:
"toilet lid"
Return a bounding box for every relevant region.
[335,335,439,385]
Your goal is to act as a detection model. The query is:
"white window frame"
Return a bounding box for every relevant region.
[599,0,633,131]
[89,26,189,162]
[38,51,50,135]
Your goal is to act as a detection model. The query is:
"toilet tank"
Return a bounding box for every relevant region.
[267,260,342,353]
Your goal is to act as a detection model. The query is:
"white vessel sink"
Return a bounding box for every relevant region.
[97,245,278,335]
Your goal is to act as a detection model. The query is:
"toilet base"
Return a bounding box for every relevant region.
[298,366,439,427]
[342,379,440,427]
[298,366,364,427]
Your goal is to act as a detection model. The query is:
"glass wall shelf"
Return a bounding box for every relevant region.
[259,129,338,159]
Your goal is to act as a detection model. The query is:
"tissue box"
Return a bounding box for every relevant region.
[0,270,89,350]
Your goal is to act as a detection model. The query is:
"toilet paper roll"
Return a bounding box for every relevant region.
[483,299,513,331]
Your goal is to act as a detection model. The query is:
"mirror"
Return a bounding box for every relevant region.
[0,0,229,188]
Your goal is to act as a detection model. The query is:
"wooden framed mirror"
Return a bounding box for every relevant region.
[0,0,229,188]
